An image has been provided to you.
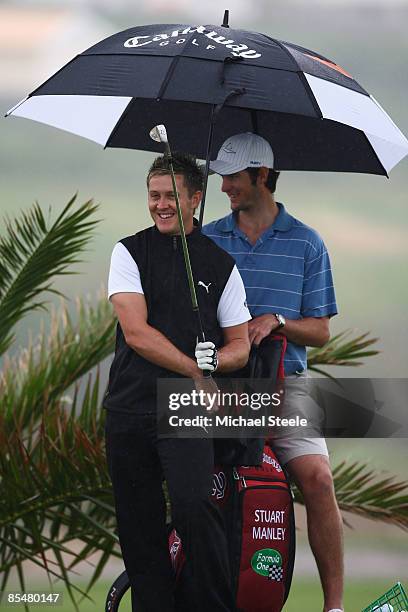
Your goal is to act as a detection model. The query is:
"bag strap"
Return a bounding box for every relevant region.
[269,333,287,381]
[249,334,287,380]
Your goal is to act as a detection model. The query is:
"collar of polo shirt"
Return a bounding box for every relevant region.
[215,202,294,235]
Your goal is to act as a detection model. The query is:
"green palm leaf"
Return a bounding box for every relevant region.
[0,196,100,356]
[307,329,380,375]
[0,375,120,608]
[1,295,115,428]
[293,460,408,529]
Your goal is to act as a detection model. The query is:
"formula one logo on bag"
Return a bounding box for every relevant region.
[251,548,282,578]
[268,564,284,582]
[124,26,262,59]
[212,471,227,500]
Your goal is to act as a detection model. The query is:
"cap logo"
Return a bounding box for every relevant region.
[222,143,236,154]
[250,160,261,165]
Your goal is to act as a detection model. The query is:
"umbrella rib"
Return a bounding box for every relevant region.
[104,98,136,150]
[155,27,213,101]
[297,72,323,119]
[30,55,81,97]
[259,33,299,70]
[260,34,323,119]
[157,56,181,100]
[358,131,388,177]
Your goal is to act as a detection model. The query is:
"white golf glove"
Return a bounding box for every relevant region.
[195,341,218,372]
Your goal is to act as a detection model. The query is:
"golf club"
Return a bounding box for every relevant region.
[150,124,212,378]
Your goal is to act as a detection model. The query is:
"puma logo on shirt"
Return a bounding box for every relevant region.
[198,281,212,294]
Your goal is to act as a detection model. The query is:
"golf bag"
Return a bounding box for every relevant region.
[105,444,295,612]
[171,442,295,612]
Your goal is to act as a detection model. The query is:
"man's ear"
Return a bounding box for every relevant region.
[257,167,269,186]
[191,191,202,212]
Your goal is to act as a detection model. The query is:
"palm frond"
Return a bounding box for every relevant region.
[0,373,119,607]
[0,196,100,356]
[293,460,408,529]
[0,294,115,428]
[308,330,380,375]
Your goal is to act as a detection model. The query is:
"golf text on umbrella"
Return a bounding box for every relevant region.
[124,25,262,59]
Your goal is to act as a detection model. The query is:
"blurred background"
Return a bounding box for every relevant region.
[1,0,407,609]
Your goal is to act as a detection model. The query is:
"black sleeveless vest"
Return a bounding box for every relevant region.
[104,225,235,413]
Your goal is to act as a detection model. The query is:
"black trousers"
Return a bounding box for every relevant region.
[105,412,236,612]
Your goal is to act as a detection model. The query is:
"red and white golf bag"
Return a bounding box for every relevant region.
[169,443,295,612]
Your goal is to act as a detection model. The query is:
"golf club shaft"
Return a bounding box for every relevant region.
[166,148,199,311]
[164,144,212,378]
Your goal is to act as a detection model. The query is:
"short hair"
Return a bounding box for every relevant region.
[147,153,204,197]
[246,167,280,193]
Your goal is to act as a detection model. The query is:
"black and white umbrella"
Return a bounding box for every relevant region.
[7,18,408,178]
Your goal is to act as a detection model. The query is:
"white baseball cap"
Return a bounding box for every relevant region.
[210,132,275,176]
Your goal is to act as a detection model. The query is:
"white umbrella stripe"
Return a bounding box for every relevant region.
[8,95,132,147]
[305,74,408,173]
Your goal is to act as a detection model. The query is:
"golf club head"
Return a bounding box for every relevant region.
[149,124,168,144]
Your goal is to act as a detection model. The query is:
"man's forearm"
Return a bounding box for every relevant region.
[125,324,201,378]
[126,324,249,377]
[281,317,330,348]
[249,314,330,348]
[217,338,250,373]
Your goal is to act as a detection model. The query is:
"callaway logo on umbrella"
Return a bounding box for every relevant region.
[123,24,262,58]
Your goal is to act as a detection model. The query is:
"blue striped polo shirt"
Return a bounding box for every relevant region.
[203,203,338,374]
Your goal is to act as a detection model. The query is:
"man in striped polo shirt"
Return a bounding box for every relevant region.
[203,133,344,612]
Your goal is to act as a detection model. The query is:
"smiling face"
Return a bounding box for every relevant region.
[148,173,201,235]
[220,168,268,212]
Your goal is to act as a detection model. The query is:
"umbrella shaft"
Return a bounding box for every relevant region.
[198,107,216,228]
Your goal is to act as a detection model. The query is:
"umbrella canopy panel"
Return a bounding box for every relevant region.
[106,99,386,175]
[8,23,408,175]
[25,54,319,116]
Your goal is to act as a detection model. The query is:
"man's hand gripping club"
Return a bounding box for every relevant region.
[194,341,219,414]
[195,341,218,373]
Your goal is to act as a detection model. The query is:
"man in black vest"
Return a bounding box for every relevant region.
[104,153,251,612]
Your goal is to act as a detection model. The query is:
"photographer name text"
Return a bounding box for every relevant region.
[168,415,308,428]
